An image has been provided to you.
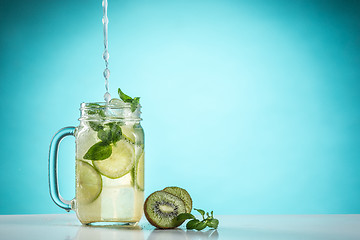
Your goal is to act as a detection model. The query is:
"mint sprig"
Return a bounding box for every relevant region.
[83,123,123,160]
[84,87,140,160]
[118,88,133,103]
[177,209,219,231]
[118,88,140,112]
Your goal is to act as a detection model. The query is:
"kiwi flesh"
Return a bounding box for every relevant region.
[162,186,193,213]
[144,191,186,229]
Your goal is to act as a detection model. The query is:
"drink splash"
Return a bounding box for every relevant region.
[102,0,111,103]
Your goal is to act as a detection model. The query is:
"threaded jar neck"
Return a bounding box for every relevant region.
[79,102,142,122]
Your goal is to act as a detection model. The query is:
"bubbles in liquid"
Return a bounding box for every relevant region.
[104,92,111,103]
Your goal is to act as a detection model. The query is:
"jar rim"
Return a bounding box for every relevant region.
[80,102,141,110]
[79,102,142,122]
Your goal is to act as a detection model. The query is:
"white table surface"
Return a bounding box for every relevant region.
[0,214,359,240]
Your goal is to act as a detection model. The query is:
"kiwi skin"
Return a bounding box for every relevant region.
[144,191,186,229]
[163,186,193,213]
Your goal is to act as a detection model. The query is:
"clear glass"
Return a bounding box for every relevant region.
[49,102,144,225]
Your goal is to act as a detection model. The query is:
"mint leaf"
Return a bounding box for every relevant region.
[110,123,122,143]
[96,123,122,144]
[177,213,196,222]
[88,109,105,117]
[87,103,101,108]
[97,129,112,143]
[195,221,207,231]
[105,122,124,128]
[83,142,112,160]
[89,122,104,131]
[178,209,219,231]
[131,97,140,112]
[186,219,200,230]
[118,88,133,103]
[206,219,219,229]
[194,208,205,219]
[87,103,106,118]
[117,88,141,112]
[98,109,106,118]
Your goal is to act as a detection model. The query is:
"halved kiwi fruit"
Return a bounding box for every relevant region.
[162,186,192,213]
[144,191,186,229]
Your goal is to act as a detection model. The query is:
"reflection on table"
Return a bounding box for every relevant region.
[73,224,219,240]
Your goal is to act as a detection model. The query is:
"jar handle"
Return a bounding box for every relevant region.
[48,127,76,212]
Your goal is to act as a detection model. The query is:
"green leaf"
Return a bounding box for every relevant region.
[118,88,133,103]
[87,103,101,108]
[83,142,112,160]
[97,123,122,144]
[89,122,104,131]
[206,219,219,229]
[88,109,105,118]
[177,213,196,222]
[87,103,106,118]
[97,129,112,143]
[110,123,122,143]
[131,97,140,112]
[195,221,207,231]
[98,109,106,118]
[105,122,114,128]
[186,219,200,230]
[194,208,205,218]
[88,110,96,115]
[105,122,124,128]
[117,88,140,112]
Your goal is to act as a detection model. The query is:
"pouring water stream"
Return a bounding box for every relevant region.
[102,0,111,103]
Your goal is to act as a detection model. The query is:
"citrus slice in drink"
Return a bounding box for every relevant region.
[136,152,144,191]
[93,139,135,179]
[121,125,136,143]
[77,161,102,204]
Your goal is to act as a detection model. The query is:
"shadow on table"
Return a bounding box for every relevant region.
[147,229,219,240]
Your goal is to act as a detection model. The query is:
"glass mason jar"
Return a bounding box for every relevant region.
[49,102,144,225]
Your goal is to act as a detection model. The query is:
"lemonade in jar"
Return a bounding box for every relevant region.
[49,91,144,225]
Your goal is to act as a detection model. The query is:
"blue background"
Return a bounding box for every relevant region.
[1,0,359,215]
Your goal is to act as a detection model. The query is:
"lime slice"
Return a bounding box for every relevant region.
[136,152,144,191]
[93,139,135,179]
[121,125,136,143]
[77,161,102,204]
